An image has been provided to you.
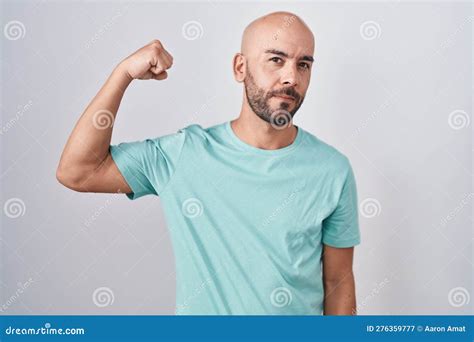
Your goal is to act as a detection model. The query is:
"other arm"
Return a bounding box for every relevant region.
[322,244,357,315]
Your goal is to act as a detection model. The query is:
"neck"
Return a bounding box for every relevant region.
[231,104,298,150]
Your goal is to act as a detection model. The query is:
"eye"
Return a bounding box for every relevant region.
[299,63,310,70]
[269,57,283,63]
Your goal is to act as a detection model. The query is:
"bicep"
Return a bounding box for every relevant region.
[80,153,132,194]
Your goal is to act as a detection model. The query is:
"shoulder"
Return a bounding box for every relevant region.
[178,122,220,137]
[300,128,353,175]
[148,122,215,147]
[175,122,225,145]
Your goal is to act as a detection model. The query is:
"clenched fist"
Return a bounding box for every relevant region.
[119,39,173,81]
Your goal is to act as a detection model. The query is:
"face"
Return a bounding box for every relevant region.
[242,41,314,128]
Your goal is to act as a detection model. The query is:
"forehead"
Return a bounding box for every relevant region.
[256,24,314,57]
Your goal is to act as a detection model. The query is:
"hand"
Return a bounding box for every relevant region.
[119,39,174,81]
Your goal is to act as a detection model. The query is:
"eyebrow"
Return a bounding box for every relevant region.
[264,49,314,62]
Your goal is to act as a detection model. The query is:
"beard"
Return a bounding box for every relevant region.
[243,68,304,128]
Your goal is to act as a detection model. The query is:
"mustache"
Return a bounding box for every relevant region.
[271,88,300,101]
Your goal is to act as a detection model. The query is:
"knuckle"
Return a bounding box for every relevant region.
[151,40,162,49]
[151,46,163,56]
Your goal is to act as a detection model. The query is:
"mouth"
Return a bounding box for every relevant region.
[274,95,295,101]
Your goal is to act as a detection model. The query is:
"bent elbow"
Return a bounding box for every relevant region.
[56,165,88,192]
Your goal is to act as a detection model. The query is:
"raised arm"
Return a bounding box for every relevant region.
[56,39,173,193]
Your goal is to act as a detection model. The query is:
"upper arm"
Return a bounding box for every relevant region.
[108,131,186,200]
[322,244,354,285]
[57,152,132,194]
[83,152,133,194]
[322,159,361,248]
[58,130,187,199]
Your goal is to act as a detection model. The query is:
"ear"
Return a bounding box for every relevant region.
[232,53,246,83]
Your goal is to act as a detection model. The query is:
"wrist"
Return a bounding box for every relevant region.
[113,61,133,84]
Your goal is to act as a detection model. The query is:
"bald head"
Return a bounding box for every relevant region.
[233,12,315,127]
[241,11,315,58]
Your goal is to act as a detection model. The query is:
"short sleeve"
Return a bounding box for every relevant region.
[322,160,361,248]
[109,129,186,200]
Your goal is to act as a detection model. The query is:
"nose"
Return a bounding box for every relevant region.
[281,62,298,87]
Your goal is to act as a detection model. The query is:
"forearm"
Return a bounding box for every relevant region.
[323,272,356,315]
[57,63,132,178]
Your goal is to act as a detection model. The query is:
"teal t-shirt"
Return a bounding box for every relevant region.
[109,121,361,315]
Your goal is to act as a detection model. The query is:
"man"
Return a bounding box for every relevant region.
[57,11,361,315]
